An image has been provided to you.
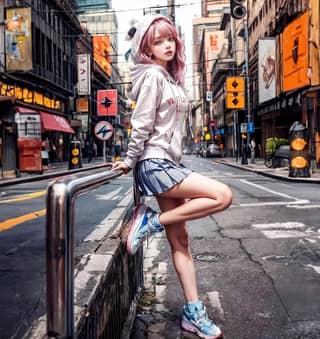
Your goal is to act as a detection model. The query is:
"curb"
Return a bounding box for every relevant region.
[213,159,320,183]
[0,162,110,187]
[23,191,138,339]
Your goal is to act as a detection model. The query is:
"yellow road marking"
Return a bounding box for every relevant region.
[0,190,47,203]
[0,209,46,232]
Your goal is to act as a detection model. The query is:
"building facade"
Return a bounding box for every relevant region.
[0,0,86,178]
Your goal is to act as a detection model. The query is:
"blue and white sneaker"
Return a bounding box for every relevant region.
[127,204,164,255]
[181,301,223,339]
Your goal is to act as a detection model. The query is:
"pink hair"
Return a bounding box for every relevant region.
[137,17,185,86]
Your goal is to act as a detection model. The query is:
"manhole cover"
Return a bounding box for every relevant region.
[193,252,226,262]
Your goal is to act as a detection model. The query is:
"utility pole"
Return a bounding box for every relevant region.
[167,0,175,25]
[243,18,255,163]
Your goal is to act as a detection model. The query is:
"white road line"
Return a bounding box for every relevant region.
[207,291,224,317]
[240,179,301,200]
[239,179,310,207]
[287,204,320,209]
[306,264,320,275]
[261,230,308,239]
[252,222,305,229]
[95,187,122,200]
[240,200,309,207]
[84,190,132,242]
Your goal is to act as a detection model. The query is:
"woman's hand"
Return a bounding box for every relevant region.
[112,161,131,174]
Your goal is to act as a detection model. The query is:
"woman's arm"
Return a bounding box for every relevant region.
[124,71,162,169]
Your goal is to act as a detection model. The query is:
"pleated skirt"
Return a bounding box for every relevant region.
[134,158,192,196]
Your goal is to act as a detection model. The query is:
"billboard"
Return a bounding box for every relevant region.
[77,54,91,96]
[258,38,276,103]
[282,12,309,92]
[97,89,118,116]
[5,7,32,71]
[205,31,225,91]
[93,35,112,78]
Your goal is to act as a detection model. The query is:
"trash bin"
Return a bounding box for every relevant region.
[289,121,310,177]
[68,140,83,170]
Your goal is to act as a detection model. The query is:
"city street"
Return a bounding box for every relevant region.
[0,168,132,339]
[0,157,320,338]
[132,156,320,339]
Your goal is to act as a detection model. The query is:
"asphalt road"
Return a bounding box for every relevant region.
[132,156,320,339]
[0,168,133,339]
[1,156,319,339]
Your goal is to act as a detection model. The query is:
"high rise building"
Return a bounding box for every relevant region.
[76,0,111,12]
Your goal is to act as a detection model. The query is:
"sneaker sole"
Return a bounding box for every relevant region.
[127,204,146,255]
[181,321,223,339]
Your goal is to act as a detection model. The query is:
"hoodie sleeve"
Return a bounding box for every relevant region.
[124,70,163,169]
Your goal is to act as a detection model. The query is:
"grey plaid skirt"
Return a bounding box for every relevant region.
[134,158,192,196]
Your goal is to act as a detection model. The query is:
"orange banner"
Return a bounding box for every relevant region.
[92,35,112,77]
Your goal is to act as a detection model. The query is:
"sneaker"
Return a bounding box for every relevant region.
[127,204,164,255]
[181,301,223,339]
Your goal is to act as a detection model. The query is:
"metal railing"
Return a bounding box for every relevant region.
[46,164,124,338]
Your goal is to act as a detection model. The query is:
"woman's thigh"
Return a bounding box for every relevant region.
[158,172,232,201]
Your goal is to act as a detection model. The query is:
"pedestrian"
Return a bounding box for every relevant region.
[112,15,232,339]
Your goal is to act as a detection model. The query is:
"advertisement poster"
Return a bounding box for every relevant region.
[258,38,276,104]
[5,7,32,71]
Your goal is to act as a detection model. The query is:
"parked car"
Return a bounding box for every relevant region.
[182,147,192,155]
[201,143,224,158]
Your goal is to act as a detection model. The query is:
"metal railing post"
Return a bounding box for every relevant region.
[46,165,122,338]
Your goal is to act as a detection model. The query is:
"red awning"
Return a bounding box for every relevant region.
[16,106,38,113]
[40,112,74,134]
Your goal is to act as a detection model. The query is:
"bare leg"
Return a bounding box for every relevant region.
[156,196,199,302]
[157,173,232,226]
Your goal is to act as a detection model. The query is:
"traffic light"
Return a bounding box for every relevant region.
[230,0,246,20]
[225,77,245,109]
[68,140,82,170]
[289,121,310,177]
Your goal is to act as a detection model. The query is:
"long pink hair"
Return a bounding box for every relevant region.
[137,17,185,86]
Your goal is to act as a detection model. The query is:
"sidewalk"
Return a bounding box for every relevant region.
[0,157,109,187]
[214,157,320,183]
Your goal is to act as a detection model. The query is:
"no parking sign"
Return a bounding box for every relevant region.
[94,121,114,141]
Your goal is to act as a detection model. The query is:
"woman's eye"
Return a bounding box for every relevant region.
[168,37,174,42]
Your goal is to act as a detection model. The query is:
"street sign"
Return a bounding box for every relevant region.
[240,123,247,133]
[226,92,245,109]
[225,76,246,109]
[94,121,114,141]
[97,89,118,116]
[226,77,245,92]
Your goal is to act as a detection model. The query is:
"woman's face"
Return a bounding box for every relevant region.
[149,29,176,69]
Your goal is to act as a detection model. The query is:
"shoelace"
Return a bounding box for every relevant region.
[195,307,214,327]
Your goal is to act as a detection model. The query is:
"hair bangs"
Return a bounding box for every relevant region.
[138,17,186,86]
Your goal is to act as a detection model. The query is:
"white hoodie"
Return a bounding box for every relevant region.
[124,16,189,169]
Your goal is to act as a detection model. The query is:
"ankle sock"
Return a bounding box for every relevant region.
[151,212,164,230]
[185,300,201,312]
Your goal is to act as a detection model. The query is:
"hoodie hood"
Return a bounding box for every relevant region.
[129,64,176,101]
[130,14,167,65]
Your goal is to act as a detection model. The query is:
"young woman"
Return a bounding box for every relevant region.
[112,15,232,339]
